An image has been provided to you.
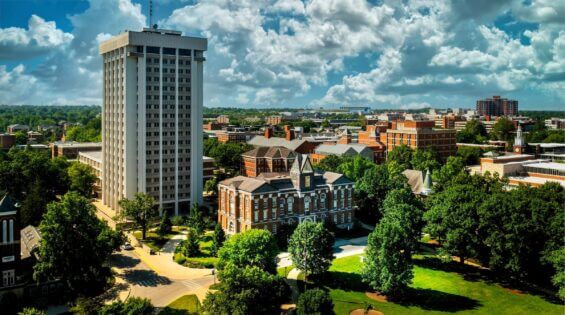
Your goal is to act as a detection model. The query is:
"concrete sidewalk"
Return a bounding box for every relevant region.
[132,234,213,280]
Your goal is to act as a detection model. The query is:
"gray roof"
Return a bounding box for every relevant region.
[315,143,372,156]
[403,169,427,195]
[0,194,18,214]
[248,135,308,151]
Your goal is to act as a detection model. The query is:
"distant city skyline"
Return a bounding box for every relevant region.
[0,0,564,110]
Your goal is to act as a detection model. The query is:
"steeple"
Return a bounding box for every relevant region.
[513,125,526,154]
[422,169,433,195]
[290,154,314,190]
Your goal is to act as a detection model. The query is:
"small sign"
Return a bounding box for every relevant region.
[2,256,15,263]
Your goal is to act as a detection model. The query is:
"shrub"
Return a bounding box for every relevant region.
[297,289,334,315]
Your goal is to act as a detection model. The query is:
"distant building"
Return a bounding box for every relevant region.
[380,120,456,160]
[266,115,284,126]
[50,141,102,160]
[216,131,251,143]
[357,125,387,163]
[78,150,102,197]
[27,131,43,143]
[340,106,370,114]
[0,134,15,149]
[203,156,217,185]
[476,96,518,117]
[311,143,374,164]
[248,127,317,154]
[242,147,296,178]
[203,122,225,131]
[216,115,230,124]
[6,124,29,134]
[545,118,565,130]
[218,155,354,234]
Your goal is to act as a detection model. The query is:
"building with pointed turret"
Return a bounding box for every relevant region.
[217,155,354,234]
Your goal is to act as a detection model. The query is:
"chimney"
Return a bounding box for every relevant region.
[285,128,295,141]
[264,127,273,139]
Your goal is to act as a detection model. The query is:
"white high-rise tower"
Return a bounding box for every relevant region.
[99,28,207,215]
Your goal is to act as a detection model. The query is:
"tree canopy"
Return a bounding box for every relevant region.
[288,222,335,277]
[217,229,278,273]
[33,192,123,295]
[117,193,158,240]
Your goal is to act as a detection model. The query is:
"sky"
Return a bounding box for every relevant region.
[0,0,564,110]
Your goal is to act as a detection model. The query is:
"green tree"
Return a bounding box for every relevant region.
[187,203,205,235]
[202,264,290,315]
[14,131,27,145]
[362,187,423,298]
[18,308,46,315]
[431,156,466,193]
[456,146,483,165]
[211,223,226,256]
[315,155,347,173]
[288,222,335,278]
[491,117,516,142]
[117,193,158,240]
[297,289,334,315]
[68,162,97,197]
[411,148,441,171]
[157,211,172,237]
[355,163,407,224]
[204,177,218,197]
[336,155,375,181]
[182,228,201,257]
[387,145,413,170]
[424,181,486,263]
[456,119,488,144]
[33,192,123,295]
[217,229,278,273]
[98,297,154,315]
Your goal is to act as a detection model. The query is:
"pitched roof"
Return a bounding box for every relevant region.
[242,146,295,159]
[0,194,18,214]
[248,135,308,151]
[21,225,41,260]
[315,143,372,156]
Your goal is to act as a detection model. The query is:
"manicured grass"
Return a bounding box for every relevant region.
[174,231,218,269]
[133,230,177,252]
[319,255,563,315]
[160,294,201,315]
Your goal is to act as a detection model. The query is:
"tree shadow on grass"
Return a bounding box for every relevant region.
[413,256,561,305]
[395,287,481,312]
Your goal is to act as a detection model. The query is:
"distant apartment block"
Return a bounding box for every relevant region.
[476,95,518,117]
[99,28,207,214]
[0,134,15,149]
[381,120,456,160]
[203,156,217,184]
[218,155,354,235]
[216,130,250,143]
[266,115,284,125]
[50,141,102,159]
[545,118,565,130]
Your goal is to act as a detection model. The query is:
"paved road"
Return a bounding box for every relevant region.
[108,250,215,307]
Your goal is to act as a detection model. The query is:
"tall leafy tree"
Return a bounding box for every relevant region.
[431,156,466,192]
[491,117,516,142]
[202,264,290,315]
[157,211,172,237]
[456,119,488,144]
[336,155,375,181]
[411,148,441,171]
[117,193,158,240]
[187,203,205,236]
[315,155,348,173]
[387,145,413,170]
[211,223,226,256]
[204,177,218,197]
[456,146,483,165]
[297,289,334,315]
[362,187,423,298]
[33,192,123,295]
[217,229,278,273]
[288,222,335,278]
[67,162,97,197]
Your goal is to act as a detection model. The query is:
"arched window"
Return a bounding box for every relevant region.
[320,193,326,209]
[279,198,285,214]
[340,190,345,208]
[304,196,311,213]
[287,196,294,213]
[313,196,318,210]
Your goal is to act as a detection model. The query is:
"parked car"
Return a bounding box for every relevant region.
[121,242,133,250]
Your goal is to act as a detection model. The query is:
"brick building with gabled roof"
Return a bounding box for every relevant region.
[218,155,354,235]
[241,146,296,177]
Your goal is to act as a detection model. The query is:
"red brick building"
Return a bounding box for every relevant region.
[216,131,250,143]
[218,155,354,234]
[242,146,296,177]
[0,195,20,289]
[380,120,456,160]
[357,125,387,163]
[265,115,283,126]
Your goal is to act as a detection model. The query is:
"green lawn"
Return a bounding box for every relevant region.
[319,255,563,315]
[133,230,178,252]
[159,294,201,315]
[174,232,218,269]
